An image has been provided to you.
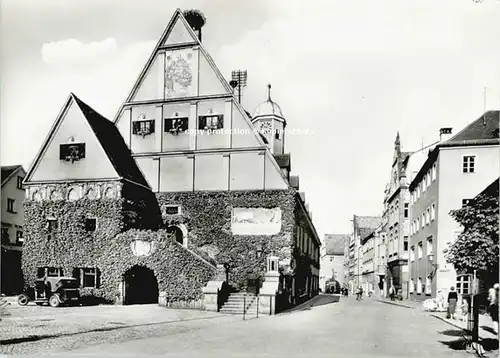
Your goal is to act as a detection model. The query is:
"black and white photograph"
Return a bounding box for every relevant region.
[0,0,499,357]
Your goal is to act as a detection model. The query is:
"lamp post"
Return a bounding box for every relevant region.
[427,253,438,279]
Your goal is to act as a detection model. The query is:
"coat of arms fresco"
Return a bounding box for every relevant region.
[164,50,193,98]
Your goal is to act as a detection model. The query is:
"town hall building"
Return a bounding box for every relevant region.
[22,9,320,313]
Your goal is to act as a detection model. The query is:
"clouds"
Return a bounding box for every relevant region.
[2,0,500,238]
[41,38,119,65]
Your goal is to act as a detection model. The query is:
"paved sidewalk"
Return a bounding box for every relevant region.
[430,311,498,339]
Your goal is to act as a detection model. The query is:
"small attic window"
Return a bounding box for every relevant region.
[132,119,155,137]
[199,114,223,131]
[60,143,86,163]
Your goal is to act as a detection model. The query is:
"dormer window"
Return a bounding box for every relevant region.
[60,143,86,163]
[199,114,223,131]
[132,114,155,137]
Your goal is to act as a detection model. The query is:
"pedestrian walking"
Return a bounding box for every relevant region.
[447,286,458,319]
[460,298,469,322]
[389,285,395,301]
[436,290,445,311]
[487,283,499,334]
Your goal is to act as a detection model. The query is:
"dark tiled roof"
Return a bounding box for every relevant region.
[354,215,381,243]
[72,95,150,189]
[1,165,22,187]
[354,216,382,230]
[359,228,375,242]
[410,111,499,191]
[274,153,291,169]
[323,234,348,255]
[289,175,299,189]
[475,178,499,201]
[448,111,500,143]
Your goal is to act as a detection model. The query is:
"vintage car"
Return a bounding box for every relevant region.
[17,277,80,307]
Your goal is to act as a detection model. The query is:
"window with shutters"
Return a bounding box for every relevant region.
[60,143,86,162]
[164,117,188,134]
[132,120,155,136]
[198,114,223,130]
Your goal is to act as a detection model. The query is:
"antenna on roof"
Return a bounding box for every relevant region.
[483,87,487,125]
[231,70,248,104]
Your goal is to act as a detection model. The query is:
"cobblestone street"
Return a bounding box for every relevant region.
[2,296,487,356]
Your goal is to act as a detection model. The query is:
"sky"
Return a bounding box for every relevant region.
[1,0,500,239]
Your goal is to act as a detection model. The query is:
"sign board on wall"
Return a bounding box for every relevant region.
[231,207,282,235]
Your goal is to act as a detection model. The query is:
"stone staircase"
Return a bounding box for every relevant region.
[219,292,258,316]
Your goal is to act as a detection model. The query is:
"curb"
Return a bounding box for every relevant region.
[375,299,416,309]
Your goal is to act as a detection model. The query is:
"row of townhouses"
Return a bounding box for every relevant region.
[2,9,321,313]
[333,110,499,300]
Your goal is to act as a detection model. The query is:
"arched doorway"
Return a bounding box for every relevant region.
[123,265,158,305]
[166,225,185,245]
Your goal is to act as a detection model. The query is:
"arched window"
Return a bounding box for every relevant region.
[425,276,432,295]
[68,188,79,201]
[417,277,423,294]
[409,278,414,293]
[167,225,186,246]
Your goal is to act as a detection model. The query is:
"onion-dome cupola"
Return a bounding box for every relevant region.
[251,84,287,156]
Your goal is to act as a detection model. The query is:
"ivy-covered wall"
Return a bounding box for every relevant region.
[22,197,124,291]
[157,189,297,289]
[22,195,215,304]
[102,229,215,304]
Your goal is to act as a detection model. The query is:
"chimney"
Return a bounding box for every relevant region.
[439,127,453,142]
[183,9,206,42]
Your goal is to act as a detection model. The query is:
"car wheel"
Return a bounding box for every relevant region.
[49,295,60,307]
[17,294,29,306]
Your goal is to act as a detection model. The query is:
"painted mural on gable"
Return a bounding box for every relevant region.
[231,207,282,235]
[164,49,194,98]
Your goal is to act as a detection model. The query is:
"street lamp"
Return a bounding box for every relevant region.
[256,245,263,259]
[427,253,438,279]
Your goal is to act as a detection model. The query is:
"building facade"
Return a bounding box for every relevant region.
[409,111,499,300]
[382,133,411,298]
[346,215,381,293]
[360,224,385,296]
[1,165,26,294]
[21,9,320,309]
[320,234,348,291]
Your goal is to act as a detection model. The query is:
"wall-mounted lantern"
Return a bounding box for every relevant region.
[256,245,263,258]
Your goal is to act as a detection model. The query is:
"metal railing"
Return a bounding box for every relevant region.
[242,293,264,320]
